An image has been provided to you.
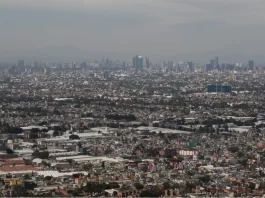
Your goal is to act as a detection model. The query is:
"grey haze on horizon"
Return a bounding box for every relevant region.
[1,0,265,64]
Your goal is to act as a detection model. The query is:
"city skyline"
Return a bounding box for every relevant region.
[1,55,260,69]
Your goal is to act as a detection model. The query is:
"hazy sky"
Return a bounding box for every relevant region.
[1,0,265,63]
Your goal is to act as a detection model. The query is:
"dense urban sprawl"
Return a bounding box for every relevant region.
[0,58,265,197]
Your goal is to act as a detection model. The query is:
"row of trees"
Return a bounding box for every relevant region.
[202,118,257,127]
[32,150,49,159]
[105,114,137,121]
[82,182,120,193]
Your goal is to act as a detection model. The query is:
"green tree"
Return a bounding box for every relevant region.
[120,184,130,191]
[199,175,211,184]
[24,174,31,180]
[83,163,93,173]
[69,134,80,140]
[44,176,53,181]
[176,156,184,163]
[12,185,29,197]
[6,148,14,154]
[228,146,239,153]
[163,182,171,190]
[53,131,59,137]
[134,182,144,190]
[32,150,49,159]
[237,151,244,158]
[140,187,164,197]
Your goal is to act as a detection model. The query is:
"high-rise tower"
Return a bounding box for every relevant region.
[133,55,144,70]
[248,60,254,70]
[18,60,24,67]
[214,56,219,67]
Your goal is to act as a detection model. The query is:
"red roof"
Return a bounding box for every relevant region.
[0,165,38,172]
[0,160,25,166]
[0,154,18,159]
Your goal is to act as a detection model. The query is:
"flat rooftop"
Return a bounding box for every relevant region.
[137,126,192,134]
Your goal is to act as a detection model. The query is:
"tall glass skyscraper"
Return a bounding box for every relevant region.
[133,55,144,70]
[214,56,219,67]
[248,60,254,70]
[18,60,24,67]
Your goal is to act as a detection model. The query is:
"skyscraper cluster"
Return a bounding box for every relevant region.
[186,62,194,72]
[207,56,219,71]
[206,56,256,72]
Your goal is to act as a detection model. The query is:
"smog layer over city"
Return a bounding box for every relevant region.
[1,0,265,197]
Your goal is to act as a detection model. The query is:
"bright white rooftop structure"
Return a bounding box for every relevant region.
[56,155,92,161]
[32,158,42,164]
[105,189,118,194]
[21,126,47,130]
[41,137,69,142]
[21,142,35,147]
[90,127,114,133]
[37,170,87,177]
[49,152,78,157]
[54,98,74,101]
[74,157,127,163]
[142,159,155,162]
[41,132,104,142]
[229,127,250,133]
[74,132,103,138]
[14,149,34,154]
[137,126,192,134]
